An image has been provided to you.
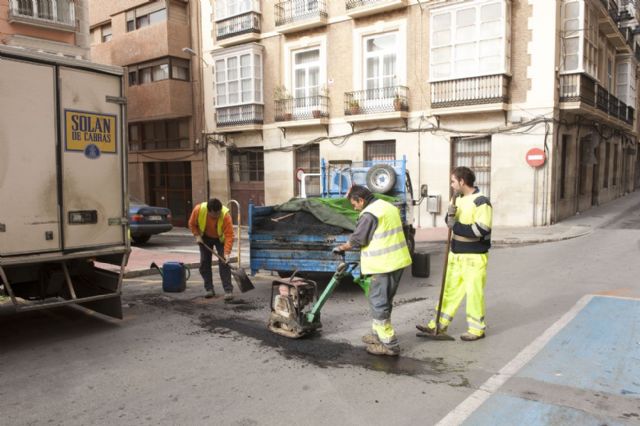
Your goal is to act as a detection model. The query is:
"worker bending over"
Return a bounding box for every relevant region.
[334,185,412,356]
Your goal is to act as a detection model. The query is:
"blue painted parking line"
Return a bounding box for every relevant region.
[439,295,640,425]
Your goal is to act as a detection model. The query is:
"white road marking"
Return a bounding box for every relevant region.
[436,294,594,426]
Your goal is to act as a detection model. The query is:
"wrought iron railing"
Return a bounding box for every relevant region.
[216,104,264,127]
[600,0,620,20]
[275,95,329,121]
[560,73,633,125]
[430,74,509,108]
[9,0,76,27]
[275,0,327,26]
[216,11,261,40]
[344,86,408,115]
[346,0,390,9]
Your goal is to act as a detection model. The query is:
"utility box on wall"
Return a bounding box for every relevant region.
[426,194,441,214]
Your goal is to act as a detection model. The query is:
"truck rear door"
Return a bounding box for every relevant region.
[0,57,61,256]
[58,67,125,250]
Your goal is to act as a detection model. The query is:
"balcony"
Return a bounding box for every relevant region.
[560,73,634,126]
[430,74,509,112]
[216,104,264,132]
[597,0,629,49]
[345,0,408,19]
[8,0,76,31]
[275,95,329,127]
[275,0,327,34]
[216,12,261,47]
[344,86,408,122]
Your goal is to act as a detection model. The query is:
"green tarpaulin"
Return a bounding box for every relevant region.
[275,195,399,231]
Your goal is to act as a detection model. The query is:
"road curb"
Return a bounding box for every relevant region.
[123,256,239,279]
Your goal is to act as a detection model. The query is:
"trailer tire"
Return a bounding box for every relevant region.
[366,164,396,194]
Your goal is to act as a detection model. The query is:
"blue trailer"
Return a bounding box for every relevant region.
[248,157,416,278]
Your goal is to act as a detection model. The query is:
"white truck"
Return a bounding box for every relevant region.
[0,46,129,319]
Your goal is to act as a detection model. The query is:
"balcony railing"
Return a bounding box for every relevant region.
[216,104,264,128]
[216,11,261,41]
[344,86,408,115]
[430,74,509,108]
[600,0,620,21]
[346,0,389,9]
[9,0,75,28]
[275,95,329,121]
[560,73,634,125]
[275,0,327,26]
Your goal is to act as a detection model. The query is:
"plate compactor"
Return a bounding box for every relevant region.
[268,261,357,339]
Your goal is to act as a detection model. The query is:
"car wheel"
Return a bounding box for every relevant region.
[366,164,396,194]
[132,235,151,244]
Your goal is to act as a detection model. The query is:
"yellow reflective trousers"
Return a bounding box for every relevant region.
[429,252,488,336]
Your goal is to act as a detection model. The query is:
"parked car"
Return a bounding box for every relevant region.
[128,197,173,244]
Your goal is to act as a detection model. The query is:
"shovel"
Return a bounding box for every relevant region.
[416,196,457,341]
[199,242,255,293]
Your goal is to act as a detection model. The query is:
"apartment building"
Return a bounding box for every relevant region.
[0,0,89,57]
[88,0,206,226]
[201,0,640,227]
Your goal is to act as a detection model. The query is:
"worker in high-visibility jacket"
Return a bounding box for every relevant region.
[417,166,492,341]
[188,198,235,300]
[333,185,412,356]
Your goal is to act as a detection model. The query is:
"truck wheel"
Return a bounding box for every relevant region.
[366,164,396,194]
[132,235,151,244]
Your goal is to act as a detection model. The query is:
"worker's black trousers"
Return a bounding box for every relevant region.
[199,235,233,294]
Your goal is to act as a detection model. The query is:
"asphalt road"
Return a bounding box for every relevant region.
[1,208,639,425]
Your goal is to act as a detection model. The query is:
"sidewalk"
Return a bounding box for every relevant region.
[113,191,640,278]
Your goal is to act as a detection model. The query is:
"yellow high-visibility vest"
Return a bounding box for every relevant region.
[359,200,412,275]
[197,203,229,242]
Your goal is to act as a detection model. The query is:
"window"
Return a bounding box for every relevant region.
[452,136,491,198]
[430,0,507,80]
[365,140,396,161]
[216,0,256,20]
[214,48,263,107]
[561,0,598,76]
[364,33,397,91]
[12,0,75,26]
[101,23,112,42]
[613,143,619,186]
[128,57,190,86]
[295,144,320,196]
[126,2,166,32]
[129,118,190,151]
[229,149,264,182]
[616,60,636,107]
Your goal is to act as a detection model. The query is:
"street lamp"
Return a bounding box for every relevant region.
[182,47,210,67]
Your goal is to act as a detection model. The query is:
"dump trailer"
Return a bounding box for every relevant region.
[249,158,416,278]
[0,46,129,319]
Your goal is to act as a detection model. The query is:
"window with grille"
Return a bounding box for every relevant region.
[295,144,320,196]
[364,140,396,161]
[452,136,491,197]
[229,149,264,182]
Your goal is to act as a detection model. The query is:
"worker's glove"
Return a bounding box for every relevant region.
[446,216,456,229]
[195,235,204,245]
[447,204,458,217]
[446,205,457,229]
[332,246,345,255]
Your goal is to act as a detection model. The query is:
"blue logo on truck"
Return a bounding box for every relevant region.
[84,144,101,159]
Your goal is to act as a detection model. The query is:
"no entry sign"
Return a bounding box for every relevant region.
[526,148,546,168]
[296,167,305,182]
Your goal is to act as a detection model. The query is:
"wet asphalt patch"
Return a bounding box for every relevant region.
[197,314,471,386]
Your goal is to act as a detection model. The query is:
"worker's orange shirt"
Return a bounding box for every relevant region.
[188,204,234,254]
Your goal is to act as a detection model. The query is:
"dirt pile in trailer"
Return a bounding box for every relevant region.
[252,211,348,235]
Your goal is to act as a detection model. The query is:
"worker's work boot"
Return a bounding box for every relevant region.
[224,293,234,302]
[415,324,447,336]
[361,333,381,345]
[460,332,485,341]
[205,290,215,299]
[366,343,400,357]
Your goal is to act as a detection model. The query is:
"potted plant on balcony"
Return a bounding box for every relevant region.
[274,85,293,121]
[348,99,360,115]
[312,85,328,119]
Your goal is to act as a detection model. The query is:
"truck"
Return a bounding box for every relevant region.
[0,46,129,319]
[248,157,417,279]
